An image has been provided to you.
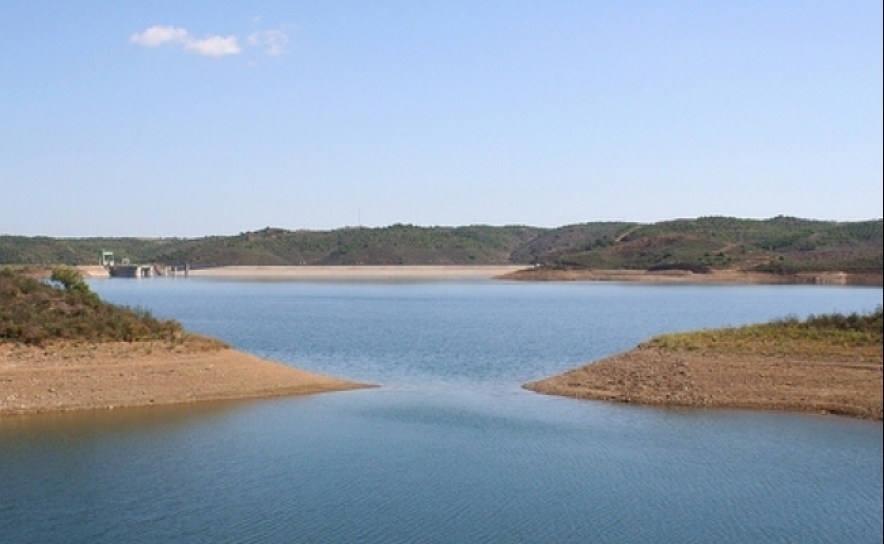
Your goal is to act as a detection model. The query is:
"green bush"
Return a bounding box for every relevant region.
[0,267,186,345]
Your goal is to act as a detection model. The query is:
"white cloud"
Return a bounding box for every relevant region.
[130,25,188,47]
[184,35,241,57]
[130,25,241,58]
[248,30,289,56]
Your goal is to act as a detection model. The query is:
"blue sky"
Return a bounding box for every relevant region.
[1,1,881,237]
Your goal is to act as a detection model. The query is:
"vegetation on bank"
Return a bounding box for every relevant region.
[648,307,883,362]
[1,216,881,276]
[0,267,222,347]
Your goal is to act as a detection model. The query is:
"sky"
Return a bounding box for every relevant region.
[1,1,882,237]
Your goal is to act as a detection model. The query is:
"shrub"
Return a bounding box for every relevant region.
[648,307,882,361]
[1,267,188,346]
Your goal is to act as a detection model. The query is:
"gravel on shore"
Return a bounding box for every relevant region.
[524,346,883,420]
[0,342,370,415]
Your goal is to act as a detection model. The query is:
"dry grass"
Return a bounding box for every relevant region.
[647,308,882,362]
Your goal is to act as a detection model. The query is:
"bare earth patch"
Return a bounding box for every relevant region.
[499,268,883,286]
[525,346,883,420]
[189,265,526,281]
[0,342,370,415]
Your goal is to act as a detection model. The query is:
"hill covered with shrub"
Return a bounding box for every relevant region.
[0,267,200,346]
[1,217,880,275]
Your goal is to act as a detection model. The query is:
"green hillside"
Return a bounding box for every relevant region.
[0,236,179,266]
[547,217,882,274]
[1,217,881,274]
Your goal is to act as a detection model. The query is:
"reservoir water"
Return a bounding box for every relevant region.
[1,279,881,543]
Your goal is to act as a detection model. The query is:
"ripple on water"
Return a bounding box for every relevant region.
[2,281,880,543]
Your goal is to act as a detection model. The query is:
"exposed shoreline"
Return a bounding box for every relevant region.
[76,265,527,281]
[524,346,883,420]
[0,342,371,416]
[499,267,883,286]
[188,265,528,280]
[72,265,883,286]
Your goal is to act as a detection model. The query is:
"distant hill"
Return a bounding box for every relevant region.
[2,217,881,274]
[546,217,882,274]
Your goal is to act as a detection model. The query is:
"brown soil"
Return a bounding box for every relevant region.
[499,268,883,286]
[524,346,883,420]
[0,342,370,415]
[188,265,527,280]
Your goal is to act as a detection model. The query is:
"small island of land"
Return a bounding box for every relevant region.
[525,309,883,420]
[0,268,368,415]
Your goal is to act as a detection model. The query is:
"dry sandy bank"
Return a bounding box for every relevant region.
[76,265,882,286]
[500,268,883,286]
[525,346,883,420]
[0,342,370,415]
[188,265,526,280]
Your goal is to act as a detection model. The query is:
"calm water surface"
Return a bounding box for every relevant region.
[1,279,881,543]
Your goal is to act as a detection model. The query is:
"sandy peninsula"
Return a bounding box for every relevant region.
[525,346,883,420]
[0,341,370,415]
